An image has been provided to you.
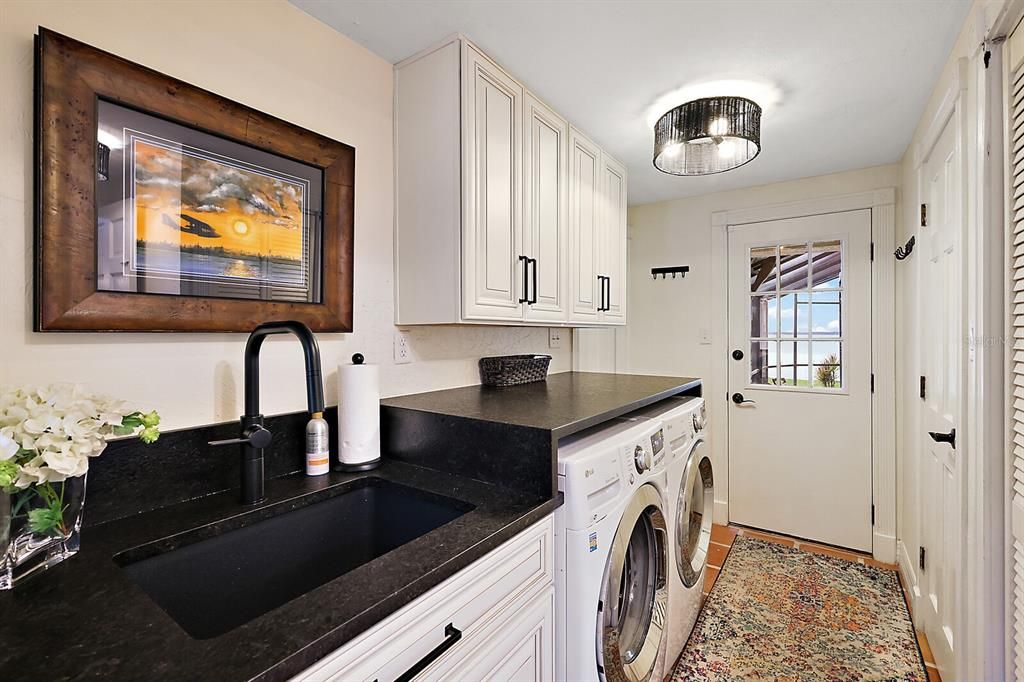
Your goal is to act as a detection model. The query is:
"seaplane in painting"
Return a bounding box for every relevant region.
[161,213,220,238]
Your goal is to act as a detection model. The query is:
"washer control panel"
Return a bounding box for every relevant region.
[633,444,652,474]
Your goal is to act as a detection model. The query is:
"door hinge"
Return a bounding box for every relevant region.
[870,374,875,393]
[870,242,875,261]
[984,49,992,69]
[919,546,926,572]
[919,375,926,400]
[920,203,927,227]
[871,504,875,525]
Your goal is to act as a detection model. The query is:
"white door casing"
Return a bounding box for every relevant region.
[461,44,524,320]
[917,87,965,680]
[727,210,874,552]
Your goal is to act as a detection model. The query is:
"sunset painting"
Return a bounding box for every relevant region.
[128,137,310,290]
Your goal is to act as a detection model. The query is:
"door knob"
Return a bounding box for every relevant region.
[927,428,955,448]
[731,392,756,405]
[732,349,744,360]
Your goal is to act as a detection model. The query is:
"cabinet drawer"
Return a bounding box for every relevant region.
[424,586,554,682]
[293,515,553,682]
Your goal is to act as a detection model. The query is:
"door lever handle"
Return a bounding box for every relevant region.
[927,428,955,448]
[731,392,757,406]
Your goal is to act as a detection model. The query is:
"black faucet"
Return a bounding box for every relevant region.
[209,321,325,504]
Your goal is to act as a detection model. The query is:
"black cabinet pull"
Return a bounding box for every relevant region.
[529,258,538,304]
[518,256,530,303]
[394,623,462,682]
[597,275,609,311]
[605,276,612,311]
[928,428,956,448]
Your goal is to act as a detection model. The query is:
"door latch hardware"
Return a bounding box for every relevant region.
[927,428,956,449]
[731,392,756,405]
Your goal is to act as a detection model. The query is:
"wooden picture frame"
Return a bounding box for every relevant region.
[34,28,354,332]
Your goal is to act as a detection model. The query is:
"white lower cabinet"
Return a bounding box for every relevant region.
[292,515,553,682]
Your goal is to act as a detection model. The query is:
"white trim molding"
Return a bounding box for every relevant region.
[914,57,968,169]
[711,188,898,562]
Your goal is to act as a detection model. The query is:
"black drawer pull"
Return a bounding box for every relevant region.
[394,623,462,682]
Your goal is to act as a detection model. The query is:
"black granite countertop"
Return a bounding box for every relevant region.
[382,371,702,439]
[0,461,556,681]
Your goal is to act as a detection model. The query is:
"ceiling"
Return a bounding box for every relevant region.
[292,0,971,206]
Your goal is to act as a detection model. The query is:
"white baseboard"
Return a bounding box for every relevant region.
[873,530,897,563]
[714,498,729,525]
[897,540,921,625]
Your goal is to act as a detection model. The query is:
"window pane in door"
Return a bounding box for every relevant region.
[749,341,777,385]
[750,247,778,293]
[750,295,777,337]
[779,340,809,387]
[779,292,810,337]
[811,240,842,288]
[811,292,842,337]
[779,243,809,291]
[812,341,842,388]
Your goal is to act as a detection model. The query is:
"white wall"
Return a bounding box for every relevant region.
[623,164,900,517]
[0,0,570,431]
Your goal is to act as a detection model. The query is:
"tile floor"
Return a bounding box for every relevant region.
[704,524,941,681]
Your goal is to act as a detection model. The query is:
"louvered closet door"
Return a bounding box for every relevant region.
[1009,25,1024,681]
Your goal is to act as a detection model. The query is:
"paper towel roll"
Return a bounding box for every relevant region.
[337,358,381,470]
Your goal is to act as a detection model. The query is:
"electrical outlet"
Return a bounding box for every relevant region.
[394,330,412,364]
[699,328,711,345]
[548,328,563,349]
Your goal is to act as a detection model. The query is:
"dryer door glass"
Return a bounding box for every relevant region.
[598,484,668,681]
[677,441,715,588]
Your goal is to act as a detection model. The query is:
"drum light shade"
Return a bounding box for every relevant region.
[653,96,762,175]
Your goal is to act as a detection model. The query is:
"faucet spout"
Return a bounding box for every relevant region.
[244,320,326,416]
[208,320,326,505]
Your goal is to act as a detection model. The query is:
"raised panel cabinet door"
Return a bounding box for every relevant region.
[442,587,554,682]
[461,44,524,320]
[523,93,568,322]
[600,152,627,323]
[568,127,601,321]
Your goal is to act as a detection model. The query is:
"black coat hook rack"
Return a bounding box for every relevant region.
[894,236,915,261]
[651,266,690,280]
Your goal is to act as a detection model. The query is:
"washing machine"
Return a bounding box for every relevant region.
[555,417,670,682]
[626,396,713,672]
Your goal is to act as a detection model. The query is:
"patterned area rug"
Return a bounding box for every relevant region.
[671,537,926,681]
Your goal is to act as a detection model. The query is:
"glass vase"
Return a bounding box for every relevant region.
[0,475,87,590]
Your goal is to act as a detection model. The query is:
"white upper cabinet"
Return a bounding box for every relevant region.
[461,45,524,320]
[568,127,602,322]
[394,36,625,327]
[599,153,627,323]
[523,93,568,322]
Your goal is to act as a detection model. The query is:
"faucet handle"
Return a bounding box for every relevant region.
[208,424,273,449]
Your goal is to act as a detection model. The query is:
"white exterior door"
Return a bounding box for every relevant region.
[568,127,601,322]
[917,107,962,679]
[523,93,568,323]
[727,210,873,551]
[600,153,627,323]
[461,44,523,320]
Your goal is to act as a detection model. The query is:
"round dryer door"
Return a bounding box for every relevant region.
[597,484,668,682]
[677,439,714,588]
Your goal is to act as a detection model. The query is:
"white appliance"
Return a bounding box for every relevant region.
[555,417,670,682]
[627,396,713,671]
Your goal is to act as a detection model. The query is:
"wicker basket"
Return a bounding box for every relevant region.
[478,354,552,387]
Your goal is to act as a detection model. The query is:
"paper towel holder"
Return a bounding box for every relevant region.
[335,351,382,473]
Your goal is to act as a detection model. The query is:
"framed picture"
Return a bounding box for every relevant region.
[34,28,354,332]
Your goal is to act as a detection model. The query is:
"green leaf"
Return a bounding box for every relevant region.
[27,500,64,536]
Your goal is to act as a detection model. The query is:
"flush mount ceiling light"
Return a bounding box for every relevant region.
[653,96,762,176]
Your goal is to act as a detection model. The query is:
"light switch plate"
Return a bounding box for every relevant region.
[548,328,563,349]
[394,330,412,364]
[699,328,712,345]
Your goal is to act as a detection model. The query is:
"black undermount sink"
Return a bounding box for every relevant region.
[115,477,473,639]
